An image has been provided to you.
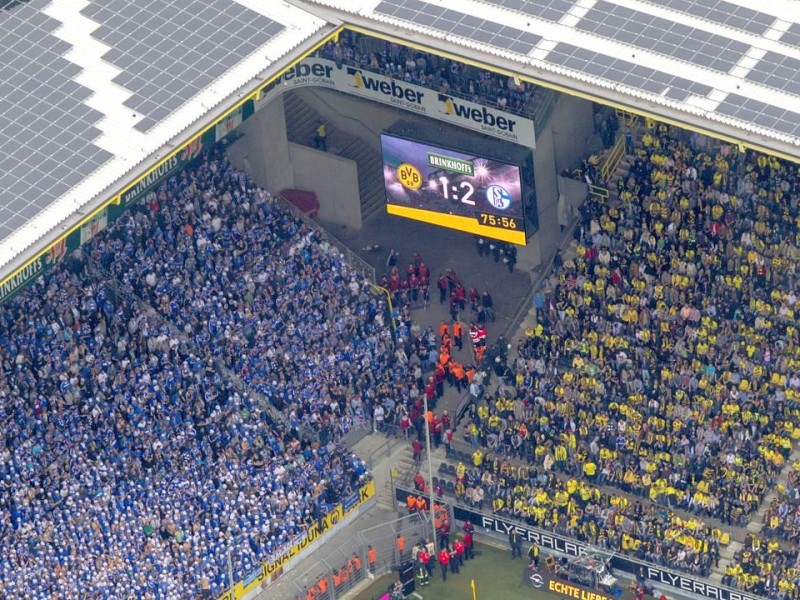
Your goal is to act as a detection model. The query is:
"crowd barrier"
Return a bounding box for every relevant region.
[216,481,376,600]
[250,511,431,600]
[394,487,763,600]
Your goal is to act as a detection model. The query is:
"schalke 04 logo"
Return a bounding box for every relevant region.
[486,185,511,210]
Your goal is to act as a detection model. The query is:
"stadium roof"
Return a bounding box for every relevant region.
[3,0,800,286]
[0,0,330,278]
[297,0,800,156]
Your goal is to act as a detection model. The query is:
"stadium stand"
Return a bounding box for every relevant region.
[455,123,800,596]
[0,143,384,600]
[318,30,537,118]
[451,460,720,576]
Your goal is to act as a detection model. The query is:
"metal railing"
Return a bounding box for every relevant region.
[367,281,396,331]
[600,110,638,182]
[253,513,430,600]
[275,193,376,282]
[588,183,609,203]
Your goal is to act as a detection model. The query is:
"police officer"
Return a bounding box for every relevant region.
[509,530,522,559]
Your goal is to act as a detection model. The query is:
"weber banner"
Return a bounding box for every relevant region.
[395,490,764,600]
[255,57,535,147]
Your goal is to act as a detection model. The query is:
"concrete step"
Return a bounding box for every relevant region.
[719,540,741,561]
[707,572,723,584]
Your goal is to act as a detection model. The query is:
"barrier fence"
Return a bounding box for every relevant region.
[215,481,376,600]
[251,512,431,600]
[394,486,764,600]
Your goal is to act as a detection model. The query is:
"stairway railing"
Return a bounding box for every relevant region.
[275,193,377,282]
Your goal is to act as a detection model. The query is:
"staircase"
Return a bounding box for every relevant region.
[283,92,386,221]
[376,443,416,511]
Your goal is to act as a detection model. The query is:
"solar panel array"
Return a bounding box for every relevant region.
[375,0,541,54]
[645,0,774,35]
[368,0,800,144]
[480,0,574,23]
[0,0,112,243]
[547,43,714,101]
[746,51,800,95]
[82,0,285,132]
[717,93,800,138]
[576,1,750,73]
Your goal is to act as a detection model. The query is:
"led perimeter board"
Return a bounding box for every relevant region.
[380,133,528,245]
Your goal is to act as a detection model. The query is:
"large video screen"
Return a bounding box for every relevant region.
[380,134,527,245]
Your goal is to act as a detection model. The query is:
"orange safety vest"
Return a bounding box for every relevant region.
[368,547,377,566]
[453,364,465,380]
[439,323,449,338]
[453,322,463,338]
[397,536,406,552]
[415,496,427,512]
[318,578,329,594]
[352,555,362,571]
[406,495,415,511]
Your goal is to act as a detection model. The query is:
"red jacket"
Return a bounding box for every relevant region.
[463,532,473,549]
[438,550,450,565]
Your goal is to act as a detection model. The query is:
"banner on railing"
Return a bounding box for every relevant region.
[396,487,763,600]
[216,480,376,600]
[254,57,535,147]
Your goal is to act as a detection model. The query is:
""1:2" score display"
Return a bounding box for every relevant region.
[437,176,475,205]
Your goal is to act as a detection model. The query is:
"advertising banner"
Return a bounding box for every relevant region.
[215,106,244,142]
[80,208,108,245]
[526,569,615,600]
[216,480,376,600]
[395,487,765,600]
[255,57,535,147]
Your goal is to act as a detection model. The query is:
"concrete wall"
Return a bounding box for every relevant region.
[294,88,425,153]
[228,99,295,192]
[550,95,595,173]
[513,119,560,271]
[288,142,362,229]
[557,175,588,226]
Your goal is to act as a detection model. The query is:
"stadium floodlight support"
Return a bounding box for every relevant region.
[228,545,235,600]
[422,393,437,555]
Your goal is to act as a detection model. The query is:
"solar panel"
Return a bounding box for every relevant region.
[780,23,800,49]
[83,0,285,132]
[479,0,574,23]
[0,2,112,243]
[646,0,774,35]
[547,42,713,101]
[717,93,800,138]
[745,51,800,95]
[375,0,541,54]
[577,1,750,73]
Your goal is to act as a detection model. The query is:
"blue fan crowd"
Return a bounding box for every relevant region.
[0,145,407,600]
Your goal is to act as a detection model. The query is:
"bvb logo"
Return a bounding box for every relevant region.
[397,163,422,190]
